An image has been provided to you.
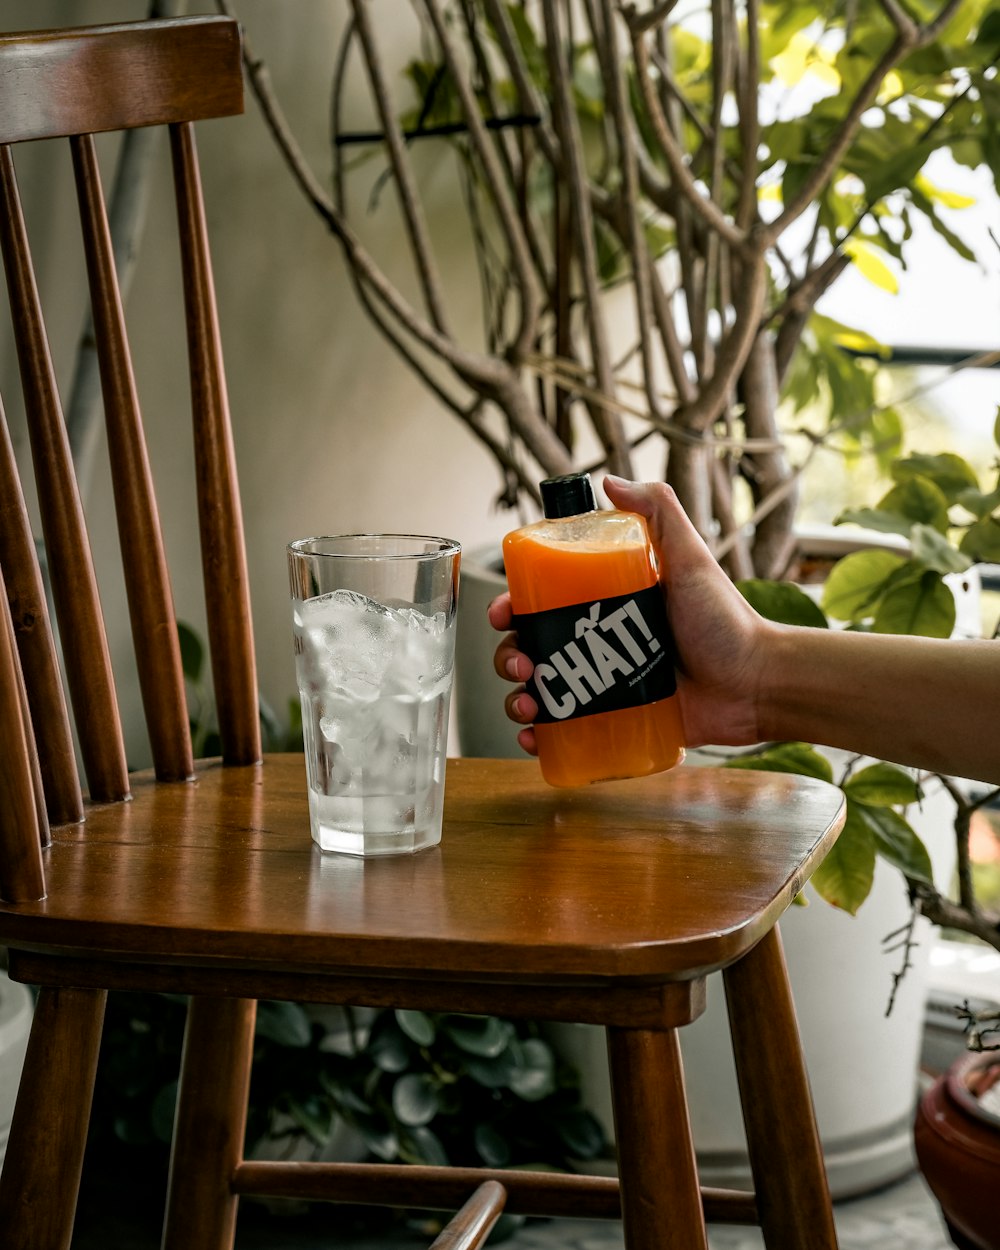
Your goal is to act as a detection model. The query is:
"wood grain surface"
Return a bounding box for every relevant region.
[0,756,844,983]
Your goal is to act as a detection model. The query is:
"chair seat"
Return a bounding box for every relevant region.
[0,756,842,991]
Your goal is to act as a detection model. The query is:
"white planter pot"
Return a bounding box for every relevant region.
[0,971,32,1170]
[455,544,520,760]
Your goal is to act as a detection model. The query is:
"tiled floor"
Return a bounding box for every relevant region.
[72,1163,955,1249]
[503,1172,955,1250]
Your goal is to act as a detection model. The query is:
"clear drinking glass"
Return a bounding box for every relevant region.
[287,534,461,856]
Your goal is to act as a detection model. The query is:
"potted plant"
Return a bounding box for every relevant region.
[208,0,1000,1202]
[915,1047,1000,1250]
[212,0,999,730]
[79,993,603,1242]
[219,0,998,546]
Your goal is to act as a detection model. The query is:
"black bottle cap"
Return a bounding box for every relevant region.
[540,472,597,519]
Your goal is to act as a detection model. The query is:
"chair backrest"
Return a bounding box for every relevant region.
[0,16,259,903]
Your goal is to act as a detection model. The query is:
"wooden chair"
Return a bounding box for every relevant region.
[0,16,845,1250]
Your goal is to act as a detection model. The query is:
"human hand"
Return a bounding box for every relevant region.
[488,475,773,751]
[486,592,539,756]
[602,476,766,748]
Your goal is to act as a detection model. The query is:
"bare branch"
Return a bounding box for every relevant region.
[456,0,551,293]
[350,0,451,333]
[541,0,632,476]
[883,899,920,1017]
[714,437,820,563]
[711,454,755,579]
[523,353,789,454]
[229,0,552,431]
[770,254,851,384]
[911,878,1000,954]
[676,249,770,433]
[420,0,543,356]
[735,0,760,232]
[649,254,696,405]
[625,8,748,252]
[957,1001,1000,1052]
[598,0,670,430]
[763,0,964,243]
[481,0,561,166]
[624,0,681,38]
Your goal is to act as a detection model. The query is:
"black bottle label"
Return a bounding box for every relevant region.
[512,584,677,724]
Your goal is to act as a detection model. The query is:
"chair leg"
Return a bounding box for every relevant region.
[724,926,839,1250]
[0,985,107,1250]
[607,1025,709,1250]
[161,996,256,1250]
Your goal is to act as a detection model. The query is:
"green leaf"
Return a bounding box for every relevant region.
[555,1108,606,1159]
[809,801,876,914]
[821,550,907,622]
[283,696,303,752]
[320,1073,372,1117]
[399,1125,450,1167]
[642,220,674,263]
[913,172,976,211]
[891,453,979,502]
[908,186,978,263]
[736,579,828,628]
[286,1094,332,1147]
[842,236,899,292]
[391,1073,439,1127]
[858,805,934,884]
[443,1015,514,1059]
[872,570,955,638]
[828,325,891,358]
[465,1051,519,1089]
[725,742,833,784]
[354,1114,398,1162]
[842,763,920,808]
[509,1037,557,1102]
[956,485,1000,520]
[474,1122,511,1168]
[908,524,972,575]
[255,1000,312,1048]
[395,1010,436,1047]
[366,1016,412,1073]
[877,477,951,533]
[960,517,1000,563]
[177,620,205,682]
[834,507,912,539]
[868,407,905,474]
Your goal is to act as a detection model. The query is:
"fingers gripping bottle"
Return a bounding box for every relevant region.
[503,473,685,787]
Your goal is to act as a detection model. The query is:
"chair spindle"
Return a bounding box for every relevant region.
[0,571,46,902]
[0,396,83,826]
[71,132,194,782]
[0,143,130,803]
[170,121,261,767]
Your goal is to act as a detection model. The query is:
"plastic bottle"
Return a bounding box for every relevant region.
[502,472,685,787]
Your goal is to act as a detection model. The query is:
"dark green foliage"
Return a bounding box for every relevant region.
[247,1007,605,1171]
[88,996,604,1187]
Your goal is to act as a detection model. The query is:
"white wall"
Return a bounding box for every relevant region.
[1,1,510,767]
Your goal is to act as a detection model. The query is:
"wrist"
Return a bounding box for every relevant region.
[754,622,816,745]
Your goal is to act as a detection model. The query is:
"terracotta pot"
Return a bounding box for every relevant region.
[915,1051,1000,1250]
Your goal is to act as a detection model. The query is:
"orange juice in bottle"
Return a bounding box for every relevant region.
[502,472,684,787]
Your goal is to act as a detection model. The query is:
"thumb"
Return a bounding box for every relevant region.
[603,475,716,574]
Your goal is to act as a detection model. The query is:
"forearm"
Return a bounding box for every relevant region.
[759,626,1000,785]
